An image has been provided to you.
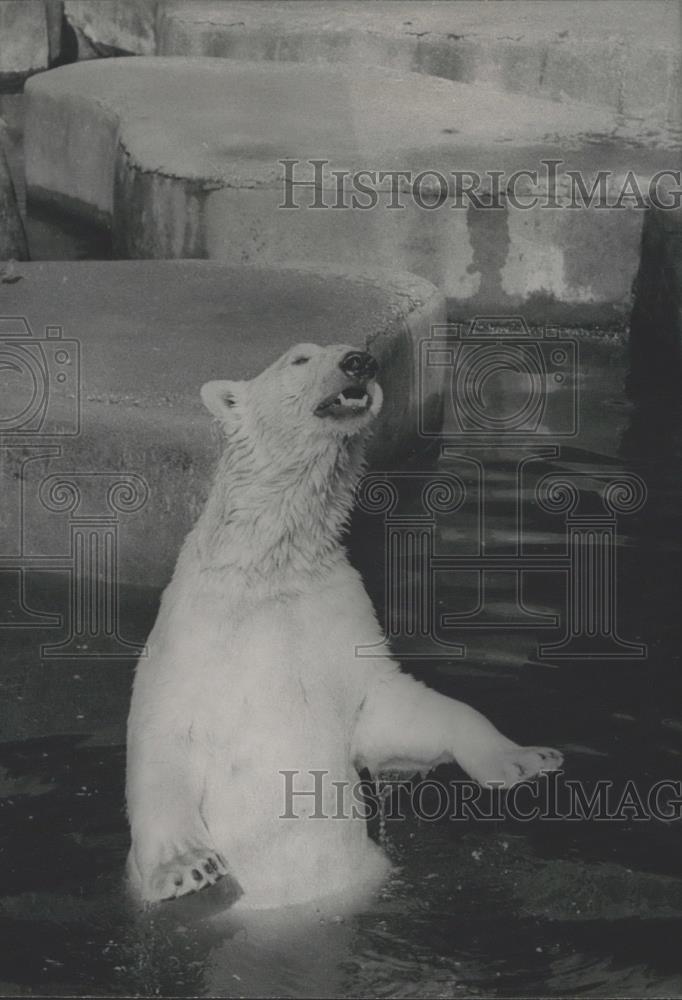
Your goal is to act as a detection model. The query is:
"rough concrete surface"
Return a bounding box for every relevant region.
[25,57,680,321]
[157,0,682,125]
[0,0,50,88]
[63,0,158,57]
[0,260,446,587]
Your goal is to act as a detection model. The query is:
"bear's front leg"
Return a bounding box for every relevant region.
[353,664,562,786]
[126,735,235,903]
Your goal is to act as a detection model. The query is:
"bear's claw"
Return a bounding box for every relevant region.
[146,849,230,902]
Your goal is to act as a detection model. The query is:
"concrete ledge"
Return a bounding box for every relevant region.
[157,0,682,126]
[0,260,446,588]
[25,57,680,322]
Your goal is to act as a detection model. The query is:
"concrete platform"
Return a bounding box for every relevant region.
[25,57,681,323]
[0,260,445,588]
[157,1,682,126]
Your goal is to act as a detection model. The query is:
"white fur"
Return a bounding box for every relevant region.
[126,342,562,910]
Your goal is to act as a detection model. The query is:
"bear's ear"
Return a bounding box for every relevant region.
[200,380,243,420]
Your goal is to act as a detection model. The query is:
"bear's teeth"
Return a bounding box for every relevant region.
[339,393,369,408]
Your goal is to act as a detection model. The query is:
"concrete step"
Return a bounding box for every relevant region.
[61,1,682,125]
[0,259,445,587]
[157,0,682,126]
[24,56,680,323]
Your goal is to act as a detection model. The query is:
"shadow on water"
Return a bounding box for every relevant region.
[0,334,681,997]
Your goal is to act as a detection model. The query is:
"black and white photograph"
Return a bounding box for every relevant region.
[0,0,681,996]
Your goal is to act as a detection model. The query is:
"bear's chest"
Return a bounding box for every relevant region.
[229,595,361,702]
[180,587,366,744]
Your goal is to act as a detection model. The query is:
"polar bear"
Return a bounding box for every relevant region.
[126,342,562,910]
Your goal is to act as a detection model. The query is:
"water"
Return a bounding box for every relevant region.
[0,335,680,997]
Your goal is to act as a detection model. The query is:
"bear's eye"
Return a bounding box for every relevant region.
[291,356,310,366]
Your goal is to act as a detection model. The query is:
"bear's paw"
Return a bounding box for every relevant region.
[145,848,231,902]
[473,744,563,788]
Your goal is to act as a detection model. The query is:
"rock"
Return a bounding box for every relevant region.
[64,0,157,58]
[0,0,50,89]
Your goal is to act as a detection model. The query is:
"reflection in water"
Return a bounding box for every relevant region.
[0,336,680,997]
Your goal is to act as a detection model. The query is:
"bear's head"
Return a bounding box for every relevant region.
[197,344,384,575]
[201,343,383,455]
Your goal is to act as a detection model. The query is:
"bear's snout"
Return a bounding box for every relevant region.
[339,351,379,381]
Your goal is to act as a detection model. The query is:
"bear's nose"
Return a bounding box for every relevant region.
[339,351,379,380]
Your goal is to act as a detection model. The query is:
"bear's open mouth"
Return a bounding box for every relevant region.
[314,384,373,419]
